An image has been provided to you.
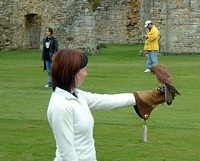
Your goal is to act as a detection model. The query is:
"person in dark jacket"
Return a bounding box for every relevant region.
[42,27,59,87]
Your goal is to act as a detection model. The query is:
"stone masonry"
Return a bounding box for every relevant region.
[0,0,200,54]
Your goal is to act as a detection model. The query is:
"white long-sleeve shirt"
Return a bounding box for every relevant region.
[47,87,136,161]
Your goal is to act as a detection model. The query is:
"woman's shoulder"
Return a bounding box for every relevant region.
[43,37,47,41]
[51,36,57,40]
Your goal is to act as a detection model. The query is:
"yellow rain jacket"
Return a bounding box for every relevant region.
[144,26,160,51]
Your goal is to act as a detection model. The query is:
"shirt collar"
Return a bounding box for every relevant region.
[54,87,78,99]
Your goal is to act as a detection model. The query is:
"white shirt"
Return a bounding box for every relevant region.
[47,87,136,161]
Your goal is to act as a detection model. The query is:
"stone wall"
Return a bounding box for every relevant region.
[0,0,97,50]
[0,0,12,50]
[0,0,200,53]
[95,0,141,44]
[145,0,200,53]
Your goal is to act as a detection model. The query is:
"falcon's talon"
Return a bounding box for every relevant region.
[157,86,165,93]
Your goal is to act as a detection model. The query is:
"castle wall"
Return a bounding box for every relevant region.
[147,0,200,53]
[0,0,200,54]
[0,0,13,50]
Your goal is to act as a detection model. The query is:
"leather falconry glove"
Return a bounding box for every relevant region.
[133,88,165,120]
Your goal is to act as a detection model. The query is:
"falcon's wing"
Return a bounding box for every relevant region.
[151,64,173,85]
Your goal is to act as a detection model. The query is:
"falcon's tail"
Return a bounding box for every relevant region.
[164,84,181,106]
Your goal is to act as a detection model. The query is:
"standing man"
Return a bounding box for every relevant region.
[42,27,59,87]
[143,20,160,72]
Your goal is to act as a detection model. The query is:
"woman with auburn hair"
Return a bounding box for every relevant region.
[47,48,165,161]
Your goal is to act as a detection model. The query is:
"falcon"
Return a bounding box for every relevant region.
[150,64,181,105]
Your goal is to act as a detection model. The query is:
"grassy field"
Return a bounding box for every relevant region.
[0,44,200,161]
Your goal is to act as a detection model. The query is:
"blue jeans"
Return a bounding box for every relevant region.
[146,50,158,69]
[45,60,52,86]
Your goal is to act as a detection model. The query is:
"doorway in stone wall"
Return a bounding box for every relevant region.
[24,13,41,49]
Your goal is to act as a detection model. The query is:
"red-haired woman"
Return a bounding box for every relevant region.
[47,48,165,161]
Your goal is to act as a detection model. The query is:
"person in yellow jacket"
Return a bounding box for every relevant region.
[143,20,160,72]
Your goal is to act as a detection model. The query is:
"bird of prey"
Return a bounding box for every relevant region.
[150,64,181,105]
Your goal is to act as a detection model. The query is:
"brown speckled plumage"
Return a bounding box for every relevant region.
[150,64,181,105]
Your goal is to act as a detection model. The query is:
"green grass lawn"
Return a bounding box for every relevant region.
[0,44,200,161]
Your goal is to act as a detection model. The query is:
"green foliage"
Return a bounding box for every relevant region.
[0,45,200,161]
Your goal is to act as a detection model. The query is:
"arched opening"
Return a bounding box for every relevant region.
[24,13,41,49]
